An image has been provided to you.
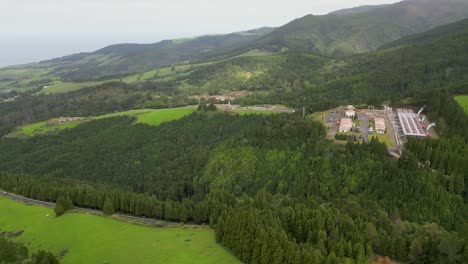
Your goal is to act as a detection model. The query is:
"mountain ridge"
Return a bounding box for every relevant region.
[255,0,468,57]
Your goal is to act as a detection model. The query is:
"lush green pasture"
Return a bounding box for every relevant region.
[454,95,468,114]
[0,197,239,264]
[0,67,56,92]
[39,81,108,94]
[96,107,196,125]
[10,107,196,137]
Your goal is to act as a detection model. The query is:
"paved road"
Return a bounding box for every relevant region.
[0,191,202,227]
[359,113,369,143]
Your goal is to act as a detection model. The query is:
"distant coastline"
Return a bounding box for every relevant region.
[0,33,189,68]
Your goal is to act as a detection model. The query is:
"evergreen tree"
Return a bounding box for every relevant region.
[103,198,115,215]
[54,204,65,217]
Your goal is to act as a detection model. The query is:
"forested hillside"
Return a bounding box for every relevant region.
[253,0,468,57]
[235,17,468,109]
[0,109,465,263]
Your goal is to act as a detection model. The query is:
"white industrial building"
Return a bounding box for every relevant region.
[375,118,386,134]
[397,109,427,137]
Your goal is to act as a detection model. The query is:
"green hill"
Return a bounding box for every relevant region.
[255,0,468,57]
[3,17,468,131]
[45,28,275,82]
[4,0,468,85]
[180,17,468,108]
[328,5,388,15]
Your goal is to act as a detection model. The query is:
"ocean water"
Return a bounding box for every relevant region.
[0,34,189,68]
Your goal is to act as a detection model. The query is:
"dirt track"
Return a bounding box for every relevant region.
[0,191,205,229]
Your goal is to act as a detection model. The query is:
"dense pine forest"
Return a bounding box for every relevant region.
[0,99,466,263]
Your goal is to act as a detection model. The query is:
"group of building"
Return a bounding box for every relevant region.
[338,105,386,134]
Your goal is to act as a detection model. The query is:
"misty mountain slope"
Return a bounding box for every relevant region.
[379,16,468,49]
[13,0,468,83]
[48,28,275,81]
[328,5,388,15]
[255,0,468,57]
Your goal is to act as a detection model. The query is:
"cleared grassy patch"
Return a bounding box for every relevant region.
[9,107,196,137]
[0,197,239,264]
[9,120,86,137]
[454,95,468,114]
[39,81,108,94]
[96,107,196,126]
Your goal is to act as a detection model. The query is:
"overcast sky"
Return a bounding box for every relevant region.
[0,0,402,66]
[3,0,402,37]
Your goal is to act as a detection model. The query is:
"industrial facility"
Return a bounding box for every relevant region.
[396,109,427,137]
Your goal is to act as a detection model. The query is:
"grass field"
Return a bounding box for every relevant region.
[0,197,239,264]
[454,95,468,114]
[39,81,109,94]
[96,108,196,126]
[9,107,196,137]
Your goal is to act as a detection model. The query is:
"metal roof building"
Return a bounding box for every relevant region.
[397,109,427,137]
[375,118,386,134]
[339,118,353,133]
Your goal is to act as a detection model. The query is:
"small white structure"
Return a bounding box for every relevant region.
[427,123,436,133]
[375,118,386,134]
[339,118,353,133]
[345,110,356,118]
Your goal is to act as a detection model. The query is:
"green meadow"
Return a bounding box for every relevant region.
[0,197,239,264]
[39,81,108,94]
[96,107,196,126]
[9,107,196,137]
[454,95,468,114]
